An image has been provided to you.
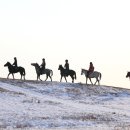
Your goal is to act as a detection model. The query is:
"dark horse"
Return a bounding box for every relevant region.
[126,72,130,79]
[58,65,76,83]
[31,63,53,81]
[4,62,26,80]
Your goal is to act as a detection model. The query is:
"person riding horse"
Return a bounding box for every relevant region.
[40,58,46,74]
[64,59,69,76]
[12,57,18,71]
[87,62,94,77]
[13,57,17,67]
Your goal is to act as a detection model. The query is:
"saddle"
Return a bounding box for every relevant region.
[40,68,45,74]
[87,71,94,77]
[13,66,19,72]
[65,69,69,76]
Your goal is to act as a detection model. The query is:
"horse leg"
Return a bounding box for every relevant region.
[21,72,25,80]
[72,77,74,83]
[12,73,14,79]
[37,75,39,81]
[98,80,100,85]
[95,77,100,85]
[98,78,100,85]
[86,77,88,85]
[37,75,42,81]
[64,76,67,82]
[89,78,93,85]
[98,75,101,85]
[39,75,42,81]
[60,76,62,82]
[48,75,52,81]
[72,78,74,83]
[71,75,74,83]
[45,75,48,81]
[24,75,25,80]
[20,74,22,80]
[7,73,11,79]
[94,78,98,85]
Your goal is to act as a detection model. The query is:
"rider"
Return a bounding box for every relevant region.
[13,57,17,67]
[12,57,18,68]
[40,58,46,73]
[12,57,18,71]
[64,59,69,76]
[87,62,94,77]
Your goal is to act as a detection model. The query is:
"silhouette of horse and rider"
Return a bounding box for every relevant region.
[58,59,76,83]
[4,57,26,80]
[126,72,130,79]
[31,58,53,81]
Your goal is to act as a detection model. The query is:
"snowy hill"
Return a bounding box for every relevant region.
[0,78,130,130]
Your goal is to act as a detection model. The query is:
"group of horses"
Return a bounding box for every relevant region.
[4,61,102,85]
[5,61,130,85]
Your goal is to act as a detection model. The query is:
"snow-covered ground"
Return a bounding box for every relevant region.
[0,78,130,130]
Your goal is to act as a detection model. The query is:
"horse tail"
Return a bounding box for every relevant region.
[51,70,53,76]
[99,73,102,80]
[23,68,26,76]
[74,71,76,79]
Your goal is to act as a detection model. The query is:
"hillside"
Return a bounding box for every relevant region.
[0,78,130,130]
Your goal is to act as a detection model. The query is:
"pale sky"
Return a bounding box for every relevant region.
[0,0,130,88]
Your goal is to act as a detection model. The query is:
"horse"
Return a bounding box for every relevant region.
[31,63,53,81]
[81,69,102,85]
[126,72,130,79]
[58,65,76,83]
[4,62,26,80]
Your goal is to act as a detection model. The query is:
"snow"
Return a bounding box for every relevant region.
[0,78,130,130]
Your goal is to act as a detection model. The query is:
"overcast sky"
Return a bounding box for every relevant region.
[0,0,130,88]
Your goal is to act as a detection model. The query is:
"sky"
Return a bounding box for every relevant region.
[0,0,130,88]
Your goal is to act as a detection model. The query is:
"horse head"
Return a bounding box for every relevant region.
[4,62,11,67]
[81,69,87,75]
[126,71,130,78]
[81,69,83,75]
[31,63,36,66]
[31,63,39,67]
[58,65,63,70]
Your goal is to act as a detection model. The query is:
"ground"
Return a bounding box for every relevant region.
[0,78,130,130]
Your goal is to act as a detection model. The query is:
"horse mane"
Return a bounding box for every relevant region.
[59,64,63,67]
[7,62,12,66]
[35,63,40,67]
[82,68,87,71]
